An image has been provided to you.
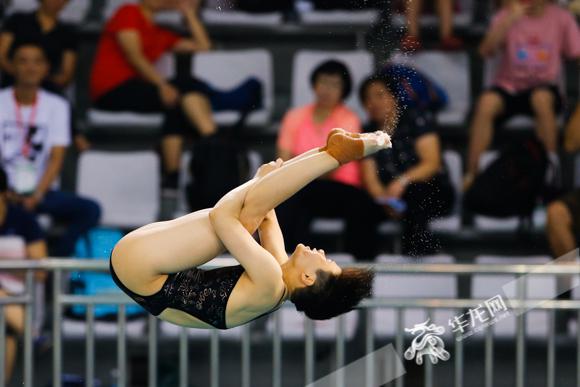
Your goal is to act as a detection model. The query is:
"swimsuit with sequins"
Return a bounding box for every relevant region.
[110,260,284,329]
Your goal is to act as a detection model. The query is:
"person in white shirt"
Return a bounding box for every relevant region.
[0,42,100,256]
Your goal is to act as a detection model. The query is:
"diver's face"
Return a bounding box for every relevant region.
[363,82,397,124]
[313,74,344,109]
[290,243,342,279]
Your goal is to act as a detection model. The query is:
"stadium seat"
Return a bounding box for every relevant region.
[390,51,470,128]
[192,49,274,127]
[291,50,374,119]
[87,54,175,130]
[76,151,160,229]
[6,0,90,24]
[62,316,147,340]
[473,151,546,232]
[265,254,359,340]
[471,255,556,338]
[430,150,463,233]
[201,9,283,26]
[299,10,380,26]
[390,0,473,30]
[373,254,457,338]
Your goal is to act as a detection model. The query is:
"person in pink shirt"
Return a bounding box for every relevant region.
[464,0,580,190]
[276,60,382,261]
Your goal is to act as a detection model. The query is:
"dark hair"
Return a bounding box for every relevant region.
[9,40,49,61]
[0,168,7,193]
[310,60,352,100]
[290,267,374,320]
[358,73,399,105]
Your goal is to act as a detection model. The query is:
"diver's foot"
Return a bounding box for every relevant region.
[319,128,361,153]
[324,130,391,165]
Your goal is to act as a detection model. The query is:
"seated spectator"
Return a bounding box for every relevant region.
[0,167,47,384]
[400,0,464,51]
[90,0,261,191]
[564,103,580,153]
[359,74,455,256]
[547,103,580,332]
[276,60,382,261]
[0,0,90,151]
[1,288,23,384]
[464,0,580,191]
[0,42,100,257]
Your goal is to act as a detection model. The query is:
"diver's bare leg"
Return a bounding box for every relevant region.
[240,131,390,220]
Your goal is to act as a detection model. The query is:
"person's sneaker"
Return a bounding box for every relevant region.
[400,34,422,52]
[439,35,464,51]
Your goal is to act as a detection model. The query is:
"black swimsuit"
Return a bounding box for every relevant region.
[109,259,285,330]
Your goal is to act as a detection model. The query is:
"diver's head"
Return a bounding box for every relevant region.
[283,244,374,320]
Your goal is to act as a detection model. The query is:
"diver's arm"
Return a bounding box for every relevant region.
[209,184,283,291]
[258,210,288,265]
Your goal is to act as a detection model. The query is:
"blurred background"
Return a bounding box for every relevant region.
[0,0,579,386]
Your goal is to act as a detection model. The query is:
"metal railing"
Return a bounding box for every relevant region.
[1,259,580,387]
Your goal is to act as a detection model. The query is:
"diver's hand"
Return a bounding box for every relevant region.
[254,158,283,179]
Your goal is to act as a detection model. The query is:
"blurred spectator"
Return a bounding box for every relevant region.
[359,74,455,256]
[276,60,382,261]
[564,103,580,153]
[570,0,580,16]
[0,42,100,257]
[0,167,47,384]
[1,288,23,384]
[0,0,90,152]
[90,0,261,192]
[546,105,580,331]
[400,0,464,51]
[464,0,580,191]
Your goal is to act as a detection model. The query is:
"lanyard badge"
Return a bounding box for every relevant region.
[12,90,39,194]
[13,89,38,158]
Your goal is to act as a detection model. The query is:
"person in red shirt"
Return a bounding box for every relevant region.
[90,0,215,190]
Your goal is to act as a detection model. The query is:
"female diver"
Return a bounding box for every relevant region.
[110,129,391,329]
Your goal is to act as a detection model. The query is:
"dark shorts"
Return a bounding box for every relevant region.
[489,84,563,127]
[94,77,262,136]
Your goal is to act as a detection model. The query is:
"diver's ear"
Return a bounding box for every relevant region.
[300,272,316,287]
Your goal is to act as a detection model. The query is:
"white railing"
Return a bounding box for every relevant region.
[1,259,580,387]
